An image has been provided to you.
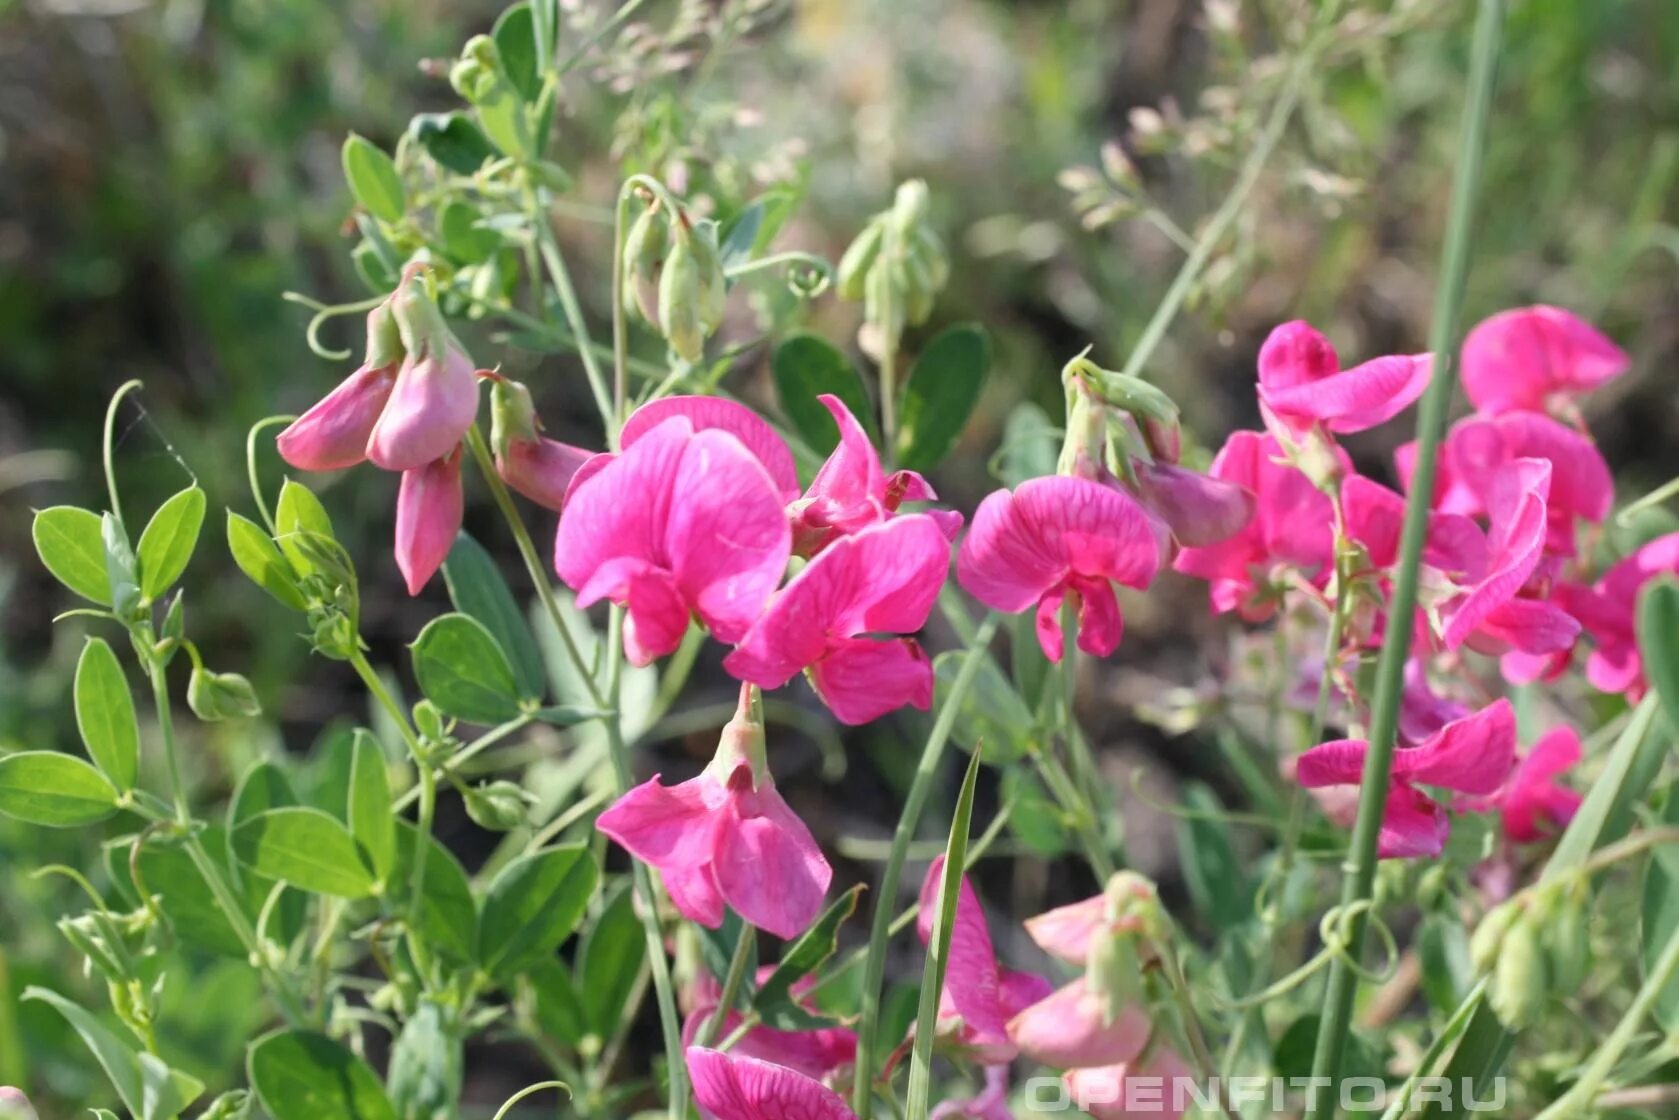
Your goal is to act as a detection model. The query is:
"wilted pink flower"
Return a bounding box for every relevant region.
[394,450,463,596]
[958,476,1164,661]
[724,515,949,725]
[1560,532,1679,699]
[277,361,398,472]
[1296,699,1517,859]
[687,1048,857,1120]
[365,290,481,470]
[917,856,1054,1064]
[790,395,963,555]
[621,395,802,502]
[683,967,856,1084]
[1063,1051,1196,1120]
[1256,320,1430,436]
[1462,726,1582,844]
[1130,461,1254,549]
[1460,305,1628,416]
[1172,431,1340,620]
[596,687,830,938]
[1006,978,1153,1069]
[556,415,791,666]
[497,434,593,512]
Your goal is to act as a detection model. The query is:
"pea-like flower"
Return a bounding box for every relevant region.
[1256,319,1431,437]
[1560,531,1679,699]
[687,1047,857,1120]
[394,449,463,596]
[1459,305,1628,417]
[276,305,400,471]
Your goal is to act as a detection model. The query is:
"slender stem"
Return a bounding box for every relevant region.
[852,614,1002,1119]
[1058,598,1115,879]
[245,417,291,535]
[532,203,616,432]
[694,921,755,1049]
[1304,2,1504,1112]
[392,714,535,813]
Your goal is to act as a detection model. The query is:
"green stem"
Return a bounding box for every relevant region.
[102,380,144,527]
[694,920,756,1049]
[391,714,535,813]
[1304,2,1504,1112]
[1059,598,1115,879]
[852,613,1001,1119]
[532,203,617,432]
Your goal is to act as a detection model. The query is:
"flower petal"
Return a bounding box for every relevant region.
[1393,698,1516,796]
[367,347,480,471]
[277,363,396,472]
[714,779,832,939]
[622,395,801,501]
[1461,305,1628,414]
[597,773,727,928]
[686,1048,858,1120]
[1295,738,1371,789]
[807,636,934,725]
[394,452,463,596]
[1006,979,1150,1069]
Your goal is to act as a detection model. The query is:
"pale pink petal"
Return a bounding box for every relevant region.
[394,452,463,596]
[1132,462,1255,548]
[917,857,1007,1046]
[498,436,593,512]
[808,637,933,725]
[1461,305,1629,414]
[366,347,480,471]
[1025,894,1108,966]
[597,773,727,928]
[1065,1050,1195,1120]
[1006,979,1150,1069]
[277,363,396,471]
[1393,699,1516,796]
[623,395,801,501]
[686,1048,858,1120]
[714,778,832,939]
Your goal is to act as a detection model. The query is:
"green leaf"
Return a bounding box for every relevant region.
[493,3,541,102]
[25,987,205,1120]
[341,134,405,224]
[719,200,765,272]
[232,808,376,899]
[411,613,523,724]
[933,649,1034,764]
[1418,912,1473,1015]
[443,533,546,701]
[438,201,501,265]
[579,879,646,1036]
[131,831,247,957]
[227,513,308,610]
[998,400,1059,487]
[74,638,139,791]
[896,323,990,471]
[32,506,112,605]
[135,486,206,599]
[386,1000,462,1120]
[477,86,528,158]
[409,112,497,176]
[524,960,588,1046]
[274,480,336,578]
[1643,788,1679,1030]
[392,823,478,961]
[247,1030,396,1120]
[531,0,559,61]
[1001,767,1070,857]
[347,731,397,883]
[771,333,876,456]
[477,845,597,980]
[1640,576,1679,736]
[1176,784,1253,933]
[755,885,865,1030]
[0,752,119,827]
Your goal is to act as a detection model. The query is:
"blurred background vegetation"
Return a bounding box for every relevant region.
[4,0,1678,1110]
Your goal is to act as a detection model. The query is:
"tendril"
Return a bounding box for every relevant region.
[282,291,387,361]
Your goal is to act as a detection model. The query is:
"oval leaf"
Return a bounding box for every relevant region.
[409,112,498,176]
[771,333,876,456]
[74,638,139,791]
[227,512,308,610]
[274,479,336,577]
[443,532,546,701]
[493,2,541,103]
[341,134,405,224]
[32,506,112,605]
[232,807,375,899]
[132,831,247,958]
[393,823,477,961]
[896,323,990,471]
[412,613,523,724]
[0,752,119,827]
[136,486,206,599]
[248,1030,396,1120]
[477,844,597,980]
[579,879,647,1036]
[26,986,205,1120]
[347,730,397,883]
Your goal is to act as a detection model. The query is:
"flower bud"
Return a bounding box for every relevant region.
[622,202,669,327]
[1536,883,1590,992]
[688,219,728,336]
[1131,461,1254,548]
[394,450,464,596]
[464,780,536,831]
[491,379,593,512]
[659,228,707,363]
[277,360,399,472]
[890,179,931,237]
[368,276,480,471]
[196,1091,250,1120]
[188,668,262,721]
[836,219,884,302]
[0,1088,37,1120]
[1489,916,1548,1029]
[1469,899,1522,975]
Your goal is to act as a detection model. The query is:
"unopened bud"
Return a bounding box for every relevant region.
[1536,883,1590,992]
[0,1088,37,1120]
[1489,917,1548,1029]
[836,220,884,302]
[890,179,931,236]
[188,668,262,721]
[659,229,706,363]
[1469,898,1522,975]
[464,780,536,831]
[622,203,669,327]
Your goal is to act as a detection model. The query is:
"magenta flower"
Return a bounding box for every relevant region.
[791,394,962,556]
[1296,699,1517,859]
[687,1048,857,1120]
[683,967,855,1084]
[1559,532,1679,699]
[1130,461,1254,550]
[1063,1051,1195,1120]
[277,361,398,472]
[621,395,802,502]
[394,450,463,596]
[1172,431,1339,619]
[1462,726,1582,844]
[1256,320,1430,436]
[556,415,791,666]
[1006,978,1153,1069]
[1460,305,1628,416]
[957,476,1165,661]
[724,515,949,725]
[595,688,830,938]
[916,856,1054,1064]
[365,328,480,471]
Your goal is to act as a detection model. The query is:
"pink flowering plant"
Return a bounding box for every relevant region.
[12,3,1679,1120]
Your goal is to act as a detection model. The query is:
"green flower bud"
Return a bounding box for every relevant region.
[890,179,931,237]
[623,203,669,326]
[659,229,707,363]
[464,780,536,831]
[1469,898,1522,975]
[449,58,487,101]
[364,297,405,370]
[490,379,540,459]
[1536,883,1590,992]
[836,219,884,302]
[688,219,728,335]
[910,226,950,291]
[413,700,446,743]
[187,668,262,721]
[463,34,501,72]
[1489,917,1549,1029]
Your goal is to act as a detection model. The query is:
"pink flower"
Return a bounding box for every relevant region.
[687,1048,857,1120]
[595,689,830,938]
[683,967,855,1083]
[1130,461,1254,549]
[1460,305,1628,416]
[621,395,802,503]
[1256,320,1430,436]
[724,515,949,725]
[1063,1051,1196,1120]
[1295,699,1517,859]
[1006,978,1153,1069]
[916,856,1054,1064]
[1462,726,1582,844]
[1560,532,1679,699]
[556,415,791,666]
[1172,431,1339,620]
[365,341,480,472]
[1024,876,1160,967]
[957,476,1165,661]
[790,395,963,556]
[394,450,463,596]
[497,434,593,512]
[277,361,398,472]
